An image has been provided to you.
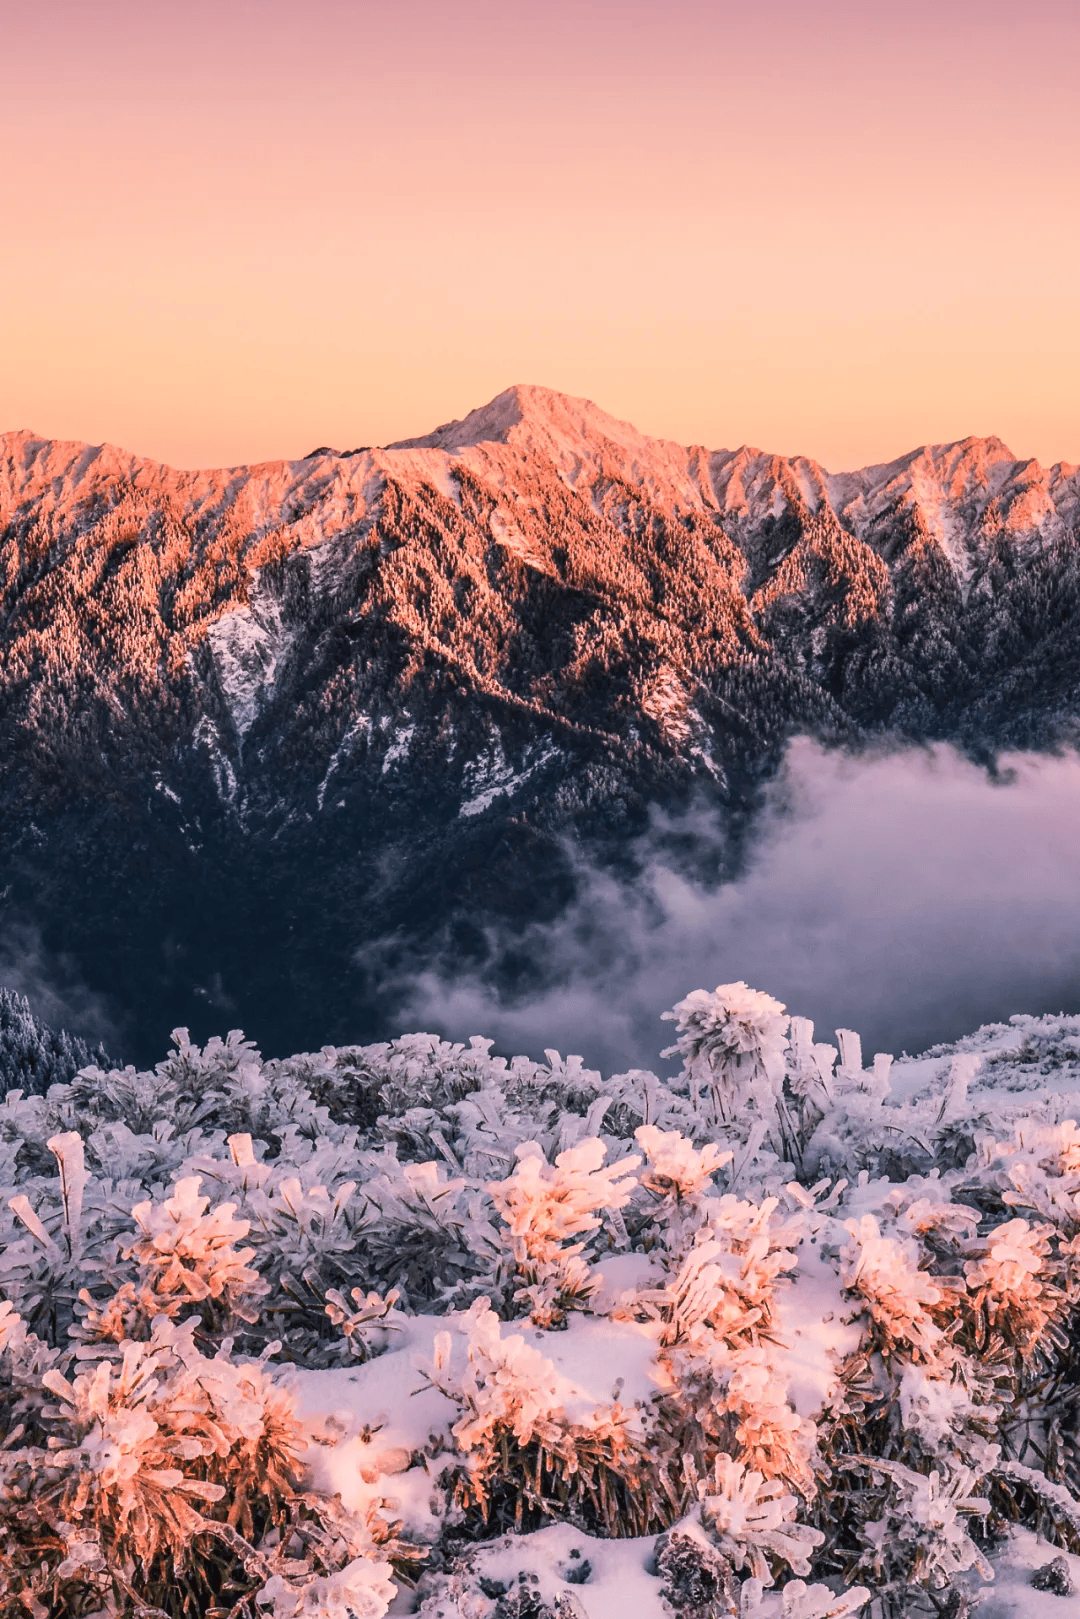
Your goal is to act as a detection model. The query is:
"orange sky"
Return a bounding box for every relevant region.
[2,0,1077,471]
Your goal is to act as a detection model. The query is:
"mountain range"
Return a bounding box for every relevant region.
[3,385,1079,1061]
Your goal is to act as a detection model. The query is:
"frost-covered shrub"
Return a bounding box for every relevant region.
[641,1189,817,1499]
[488,1139,640,1325]
[421,1299,661,1537]
[0,1308,409,1618]
[836,1457,992,1600]
[9,987,1080,1614]
[323,1285,402,1362]
[634,1126,732,1254]
[696,1454,824,1580]
[662,983,789,1138]
[839,1214,946,1360]
[962,1216,1064,1360]
[117,1174,267,1334]
[352,1154,496,1311]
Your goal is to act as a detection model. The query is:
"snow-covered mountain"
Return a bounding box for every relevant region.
[3,386,1080,1059]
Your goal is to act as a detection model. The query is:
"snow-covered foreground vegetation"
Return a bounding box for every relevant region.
[3,986,1080,1617]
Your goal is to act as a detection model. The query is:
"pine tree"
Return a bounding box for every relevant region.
[0,988,115,1096]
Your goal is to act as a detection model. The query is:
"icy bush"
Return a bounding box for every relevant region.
[421,1299,659,1536]
[7,986,1080,1614]
[0,1307,411,1617]
[661,982,789,1137]
[696,1454,824,1580]
[488,1138,640,1325]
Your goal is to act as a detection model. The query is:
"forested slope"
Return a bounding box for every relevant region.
[2,387,1078,1059]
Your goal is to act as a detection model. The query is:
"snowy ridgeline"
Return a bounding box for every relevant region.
[4,988,1080,1616]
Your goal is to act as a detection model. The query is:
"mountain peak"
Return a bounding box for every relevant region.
[386,384,731,514]
[388,384,666,457]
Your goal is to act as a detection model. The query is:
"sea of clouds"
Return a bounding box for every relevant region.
[397,738,1080,1073]
[6,737,1080,1076]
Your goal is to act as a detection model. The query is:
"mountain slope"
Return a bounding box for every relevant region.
[0,987,115,1095]
[2,386,1079,1060]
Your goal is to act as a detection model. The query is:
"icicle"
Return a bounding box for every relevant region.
[47,1132,88,1261]
[8,1195,62,1258]
[835,1028,863,1076]
[788,1016,816,1064]
[812,1043,838,1097]
[583,1094,612,1139]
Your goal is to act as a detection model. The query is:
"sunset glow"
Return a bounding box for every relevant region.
[7,10,1080,1611]
[2,0,1078,469]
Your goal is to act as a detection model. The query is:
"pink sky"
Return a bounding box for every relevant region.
[2,0,1077,471]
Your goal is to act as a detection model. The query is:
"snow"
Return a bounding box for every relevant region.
[207,593,287,737]
[459,743,558,817]
[590,1251,664,1311]
[771,1250,861,1421]
[512,1314,662,1427]
[192,715,238,801]
[391,385,730,517]
[383,447,462,508]
[822,436,1080,586]
[381,724,416,775]
[420,1522,668,1619]
[977,1528,1080,1617]
[489,507,552,572]
[317,716,373,810]
[640,671,694,745]
[792,461,825,515]
[287,1318,458,1538]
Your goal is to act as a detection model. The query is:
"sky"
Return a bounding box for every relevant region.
[2,0,1078,471]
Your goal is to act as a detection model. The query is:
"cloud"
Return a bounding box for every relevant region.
[392,739,1080,1073]
[0,922,122,1054]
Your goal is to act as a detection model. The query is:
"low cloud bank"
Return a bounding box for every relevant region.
[0,923,122,1053]
[396,739,1080,1072]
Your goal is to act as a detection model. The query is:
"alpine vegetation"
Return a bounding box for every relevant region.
[2,986,1080,1615]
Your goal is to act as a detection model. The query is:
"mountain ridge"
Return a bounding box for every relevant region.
[7,383,1078,521]
[3,385,1080,1063]
[6,391,1079,628]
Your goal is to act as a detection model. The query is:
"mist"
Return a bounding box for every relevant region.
[394,738,1080,1073]
[0,923,122,1054]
